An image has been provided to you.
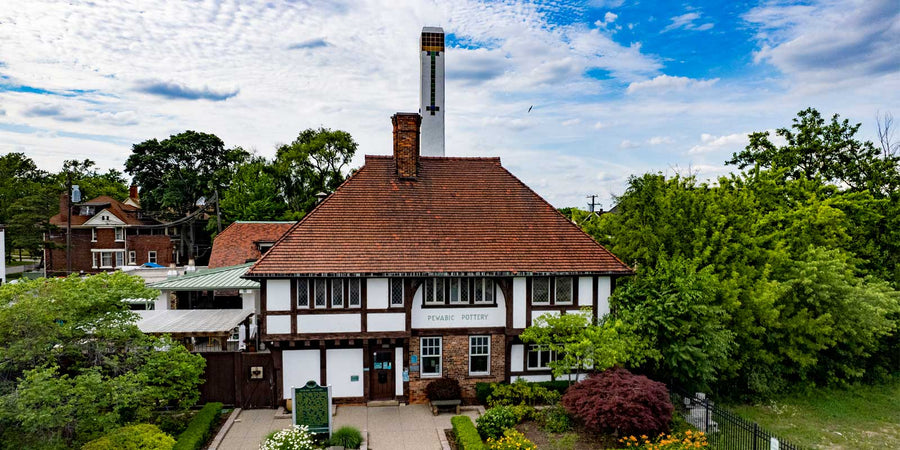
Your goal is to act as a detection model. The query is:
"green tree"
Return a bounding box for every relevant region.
[728,108,900,197]
[216,157,291,229]
[274,127,357,214]
[0,273,205,449]
[125,131,249,218]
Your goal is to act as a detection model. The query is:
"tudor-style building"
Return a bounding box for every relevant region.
[244,113,632,404]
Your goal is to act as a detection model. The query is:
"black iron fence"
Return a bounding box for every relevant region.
[671,389,803,450]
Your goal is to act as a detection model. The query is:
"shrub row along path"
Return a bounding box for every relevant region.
[216,404,483,449]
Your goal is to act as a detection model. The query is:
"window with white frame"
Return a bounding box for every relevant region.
[469,336,490,375]
[298,278,362,309]
[420,337,442,377]
[100,252,113,268]
[90,228,97,242]
[555,277,573,304]
[532,277,550,304]
[331,279,344,307]
[390,278,404,306]
[128,251,136,265]
[148,251,157,264]
[297,279,309,307]
[527,345,555,370]
[114,227,125,241]
[115,251,124,267]
[348,279,361,307]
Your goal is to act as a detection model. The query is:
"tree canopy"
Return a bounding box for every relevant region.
[274,127,357,214]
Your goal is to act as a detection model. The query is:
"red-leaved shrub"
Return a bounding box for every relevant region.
[561,367,673,436]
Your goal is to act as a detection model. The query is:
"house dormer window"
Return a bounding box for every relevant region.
[114,227,125,241]
[80,206,95,216]
[257,242,274,254]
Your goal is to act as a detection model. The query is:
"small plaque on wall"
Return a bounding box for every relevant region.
[410,355,418,364]
[250,366,264,379]
[350,375,359,382]
[410,365,420,373]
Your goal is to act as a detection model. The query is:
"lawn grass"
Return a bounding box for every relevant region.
[731,378,900,449]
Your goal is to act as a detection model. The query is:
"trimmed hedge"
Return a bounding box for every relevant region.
[451,415,485,450]
[81,424,175,450]
[475,380,571,405]
[172,402,224,450]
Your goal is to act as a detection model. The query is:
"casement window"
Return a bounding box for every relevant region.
[114,227,125,241]
[425,277,496,306]
[531,276,575,305]
[527,345,555,370]
[469,336,490,375]
[128,251,136,265]
[331,279,344,307]
[148,251,157,264]
[390,278,404,307]
[420,337,442,377]
[90,228,97,242]
[298,278,362,309]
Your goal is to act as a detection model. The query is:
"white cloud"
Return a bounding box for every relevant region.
[626,75,719,94]
[744,0,899,81]
[661,12,714,33]
[648,136,674,145]
[620,139,640,149]
[688,132,749,154]
[561,118,581,127]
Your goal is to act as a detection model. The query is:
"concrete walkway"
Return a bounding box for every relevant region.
[214,404,482,450]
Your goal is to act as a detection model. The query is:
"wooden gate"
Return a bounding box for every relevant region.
[198,352,275,409]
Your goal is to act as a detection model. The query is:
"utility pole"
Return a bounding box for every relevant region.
[586,194,601,214]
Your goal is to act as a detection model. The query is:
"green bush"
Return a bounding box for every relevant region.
[535,380,571,396]
[488,379,561,407]
[537,405,573,433]
[329,426,363,449]
[451,415,485,450]
[475,382,494,405]
[477,380,570,406]
[476,406,518,440]
[510,404,535,423]
[81,424,175,450]
[172,402,223,450]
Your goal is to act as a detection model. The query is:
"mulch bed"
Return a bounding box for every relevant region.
[444,429,459,450]
[517,421,618,450]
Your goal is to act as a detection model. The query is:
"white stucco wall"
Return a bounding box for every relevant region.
[578,276,593,307]
[326,348,364,398]
[411,284,506,329]
[267,279,291,311]
[395,347,404,396]
[510,344,524,372]
[283,349,320,399]
[367,278,389,309]
[513,277,526,329]
[598,276,612,317]
[513,374,553,383]
[367,313,406,332]
[298,314,360,333]
[266,315,291,334]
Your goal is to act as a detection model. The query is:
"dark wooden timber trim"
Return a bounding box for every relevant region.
[271,348,283,403]
[410,327,505,336]
[264,331,407,342]
[525,277,532,327]
[362,340,370,398]
[265,310,292,315]
[290,279,298,334]
[402,338,410,399]
[531,305,585,311]
[404,278,423,332]
[592,276,599,322]
[510,369,553,377]
[295,308,367,315]
[361,279,368,332]
[573,279,579,306]
[319,341,327,385]
[260,280,268,335]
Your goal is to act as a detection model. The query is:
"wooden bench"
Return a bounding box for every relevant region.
[430,399,462,415]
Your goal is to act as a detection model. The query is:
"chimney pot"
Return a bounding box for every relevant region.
[392,112,422,179]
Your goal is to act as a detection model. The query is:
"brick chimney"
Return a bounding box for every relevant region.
[129,184,139,201]
[392,112,422,179]
[59,192,69,221]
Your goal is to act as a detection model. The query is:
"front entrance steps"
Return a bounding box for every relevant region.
[366,400,400,407]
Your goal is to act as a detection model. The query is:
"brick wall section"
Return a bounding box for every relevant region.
[46,229,173,275]
[408,333,505,404]
[392,113,421,179]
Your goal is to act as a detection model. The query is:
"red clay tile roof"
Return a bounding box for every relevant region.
[246,156,632,277]
[49,195,159,227]
[208,221,297,268]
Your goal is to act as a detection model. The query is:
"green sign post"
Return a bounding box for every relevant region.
[291,381,333,437]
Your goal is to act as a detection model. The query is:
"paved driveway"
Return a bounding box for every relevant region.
[215,404,482,450]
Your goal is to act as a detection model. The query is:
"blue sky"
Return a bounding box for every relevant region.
[1,0,898,208]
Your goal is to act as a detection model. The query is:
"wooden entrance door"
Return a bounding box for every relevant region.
[370,350,395,400]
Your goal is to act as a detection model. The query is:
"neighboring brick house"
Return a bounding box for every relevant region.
[45,187,175,275]
[244,112,633,405]
[208,221,296,268]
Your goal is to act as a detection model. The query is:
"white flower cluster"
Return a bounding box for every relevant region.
[260,424,319,450]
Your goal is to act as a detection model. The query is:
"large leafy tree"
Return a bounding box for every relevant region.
[216,157,291,229]
[125,131,249,218]
[728,107,900,197]
[274,127,356,214]
[0,273,205,449]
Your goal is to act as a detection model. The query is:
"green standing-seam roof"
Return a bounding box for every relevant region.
[148,263,258,291]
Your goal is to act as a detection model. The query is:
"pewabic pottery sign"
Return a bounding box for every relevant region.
[413,308,503,328]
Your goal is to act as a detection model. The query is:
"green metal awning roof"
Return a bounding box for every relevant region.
[148,263,258,291]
